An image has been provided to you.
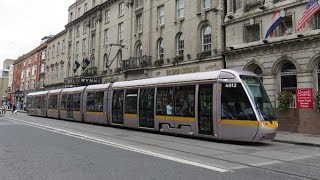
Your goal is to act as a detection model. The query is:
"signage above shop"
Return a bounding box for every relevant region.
[65,76,102,86]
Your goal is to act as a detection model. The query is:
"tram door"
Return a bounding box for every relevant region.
[112,90,124,124]
[139,88,155,128]
[198,84,214,135]
[66,94,73,119]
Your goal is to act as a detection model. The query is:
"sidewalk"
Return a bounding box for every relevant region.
[274,131,320,147]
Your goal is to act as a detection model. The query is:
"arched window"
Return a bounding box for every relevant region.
[136,44,143,57]
[202,26,211,52]
[246,63,263,82]
[176,33,184,56]
[157,38,164,60]
[281,61,297,93]
[317,63,320,90]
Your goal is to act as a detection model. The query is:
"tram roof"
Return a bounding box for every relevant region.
[86,83,111,91]
[27,91,49,96]
[112,70,222,88]
[48,89,63,94]
[61,86,86,93]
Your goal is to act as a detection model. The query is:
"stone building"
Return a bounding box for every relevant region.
[224,0,320,133]
[64,0,225,86]
[45,30,67,89]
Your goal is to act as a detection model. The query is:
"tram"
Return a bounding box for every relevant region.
[27,69,278,142]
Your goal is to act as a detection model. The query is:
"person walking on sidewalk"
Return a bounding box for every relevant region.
[12,104,17,115]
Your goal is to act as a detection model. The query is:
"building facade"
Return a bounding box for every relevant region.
[12,43,47,110]
[45,30,67,89]
[64,0,225,85]
[224,0,320,133]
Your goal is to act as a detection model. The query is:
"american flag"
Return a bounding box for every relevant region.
[297,0,320,31]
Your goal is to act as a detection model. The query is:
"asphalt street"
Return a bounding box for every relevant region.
[0,114,320,180]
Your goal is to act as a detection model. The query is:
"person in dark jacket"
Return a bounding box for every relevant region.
[12,104,17,115]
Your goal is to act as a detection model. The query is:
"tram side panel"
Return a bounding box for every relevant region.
[83,90,107,125]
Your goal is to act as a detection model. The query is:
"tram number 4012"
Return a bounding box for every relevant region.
[225,83,237,88]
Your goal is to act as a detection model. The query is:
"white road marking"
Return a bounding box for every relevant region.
[5,117,228,172]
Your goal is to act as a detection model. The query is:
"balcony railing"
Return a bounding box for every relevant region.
[121,56,152,71]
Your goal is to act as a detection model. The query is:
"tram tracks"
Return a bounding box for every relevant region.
[4,115,320,179]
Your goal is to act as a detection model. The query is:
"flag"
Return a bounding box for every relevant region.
[297,0,320,31]
[82,58,91,70]
[73,60,80,73]
[264,10,284,39]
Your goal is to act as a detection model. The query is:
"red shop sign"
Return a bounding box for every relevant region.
[296,88,314,109]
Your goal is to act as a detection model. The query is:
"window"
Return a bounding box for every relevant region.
[91,33,96,49]
[158,5,165,26]
[76,41,80,54]
[174,86,195,117]
[157,38,164,60]
[48,95,58,109]
[246,63,263,82]
[244,23,260,43]
[177,33,184,56]
[104,29,109,45]
[57,42,60,55]
[52,45,55,58]
[105,10,110,23]
[125,89,138,114]
[82,38,87,53]
[84,3,88,12]
[62,40,65,53]
[202,26,212,52]
[32,80,36,89]
[119,2,124,16]
[136,44,143,57]
[83,22,88,34]
[118,23,123,43]
[41,50,46,60]
[232,0,242,12]
[104,54,109,69]
[26,68,30,78]
[203,0,211,9]
[156,87,174,115]
[117,50,123,67]
[70,12,73,22]
[76,25,80,36]
[73,93,81,111]
[112,90,124,124]
[92,0,95,7]
[78,7,81,17]
[281,62,297,107]
[221,82,256,120]
[136,0,143,8]
[86,92,104,112]
[312,12,320,30]
[136,14,143,33]
[32,65,37,76]
[177,0,184,18]
[41,64,45,73]
[61,94,67,110]
[274,15,293,37]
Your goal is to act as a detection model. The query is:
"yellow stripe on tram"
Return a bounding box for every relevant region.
[220,119,278,128]
[156,115,195,122]
[86,111,104,115]
[124,114,138,118]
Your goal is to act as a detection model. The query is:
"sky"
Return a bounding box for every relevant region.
[0,0,75,69]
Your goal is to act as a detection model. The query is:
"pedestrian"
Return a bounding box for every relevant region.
[12,104,17,115]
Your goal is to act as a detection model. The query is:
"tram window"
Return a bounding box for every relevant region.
[112,90,124,124]
[156,87,174,115]
[87,92,104,112]
[221,83,256,120]
[73,93,81,111]
[33,96,40,108]
[27,97,33,108]
[174,85,195,117]
[125,89,138,114]
[48,95,58,109]
[66,94,73,110]
[61,94,67,110]
[40,96,46,109]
